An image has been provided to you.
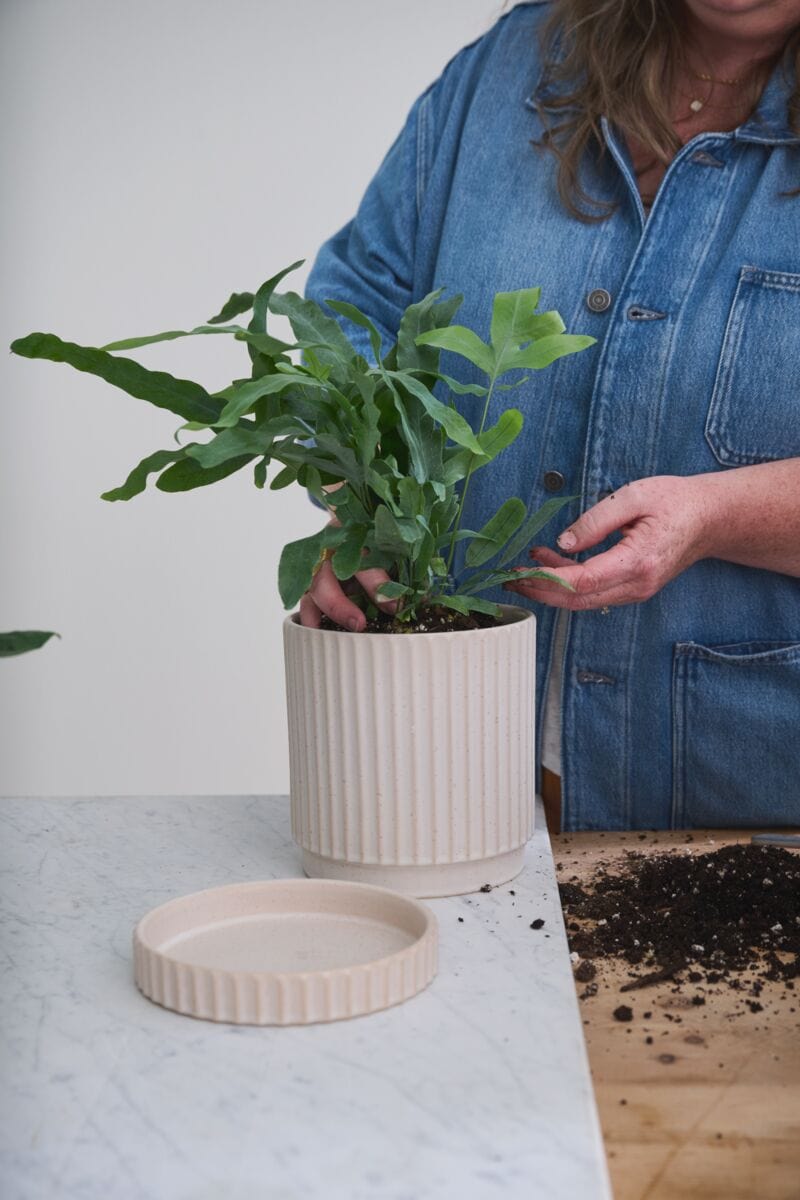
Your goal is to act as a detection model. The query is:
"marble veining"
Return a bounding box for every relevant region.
[0,796,610,1200]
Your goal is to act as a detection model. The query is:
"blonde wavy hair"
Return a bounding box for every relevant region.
[530,0,800,220]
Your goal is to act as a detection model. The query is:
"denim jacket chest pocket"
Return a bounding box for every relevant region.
[706,266,800,467]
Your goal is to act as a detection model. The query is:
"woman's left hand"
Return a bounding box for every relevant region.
[504,474,714,611]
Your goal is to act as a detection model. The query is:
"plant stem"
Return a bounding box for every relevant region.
[445,374,497,576]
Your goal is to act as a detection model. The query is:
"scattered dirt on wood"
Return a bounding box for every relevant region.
[559,842,800,1024]
[574,960,597,983]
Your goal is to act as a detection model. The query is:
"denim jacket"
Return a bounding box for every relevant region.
[306,0,800,830]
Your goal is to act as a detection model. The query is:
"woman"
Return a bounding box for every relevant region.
[301,0,800,832]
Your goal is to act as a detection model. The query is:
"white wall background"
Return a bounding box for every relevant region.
[1,0,508,797]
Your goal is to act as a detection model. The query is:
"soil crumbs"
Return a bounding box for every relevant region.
[559,843,800,1022]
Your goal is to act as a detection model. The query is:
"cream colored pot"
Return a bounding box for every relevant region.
[283,605,535,898]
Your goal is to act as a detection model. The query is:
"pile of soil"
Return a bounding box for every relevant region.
[559,843,800,1006]
[320,604,500,634]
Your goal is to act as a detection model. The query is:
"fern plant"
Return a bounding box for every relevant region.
[12,262,594,623]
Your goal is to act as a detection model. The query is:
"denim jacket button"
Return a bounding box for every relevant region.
[543,470,565,492]
[586,288,612,313]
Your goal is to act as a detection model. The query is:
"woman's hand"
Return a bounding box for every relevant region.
[299,520,397,630]
[505,462,800,610]
[504,475,714,611]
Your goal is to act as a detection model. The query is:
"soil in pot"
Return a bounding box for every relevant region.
[320,604,502,634]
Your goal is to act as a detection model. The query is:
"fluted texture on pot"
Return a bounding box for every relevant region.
[284,607,535,869]
[133,880,438,1026]
[134,936,438,1025]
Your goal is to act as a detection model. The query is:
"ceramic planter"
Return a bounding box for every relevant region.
[283,605,535,898]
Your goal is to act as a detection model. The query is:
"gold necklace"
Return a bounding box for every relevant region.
[689,66,745,87]
[677,85,751,114]
[684,59,767,114]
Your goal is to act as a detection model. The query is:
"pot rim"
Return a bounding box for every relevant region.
[283,602,534,638]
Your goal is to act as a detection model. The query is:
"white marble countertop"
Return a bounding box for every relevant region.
[1,796,610,1200]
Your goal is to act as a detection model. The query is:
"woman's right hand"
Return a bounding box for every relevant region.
[299,522,397,631]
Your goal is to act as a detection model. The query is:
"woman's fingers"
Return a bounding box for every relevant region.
[299,592,322,628]
[528,545,575,569]
[308,560,369,631]
[556,483,643,552]
[505,541,643,609]
[355,566,398,613]
[505,577,633,611]
[301,563,398,630]
[300,516,397,629]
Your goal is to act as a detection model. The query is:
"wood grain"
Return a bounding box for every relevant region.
[552,828,800,1200]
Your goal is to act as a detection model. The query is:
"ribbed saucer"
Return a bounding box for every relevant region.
[134,878,438,1025]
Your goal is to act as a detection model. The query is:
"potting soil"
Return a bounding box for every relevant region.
[320,605,499,634]
[559,843,799,1016]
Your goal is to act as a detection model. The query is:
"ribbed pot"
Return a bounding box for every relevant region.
[283,604,536,898]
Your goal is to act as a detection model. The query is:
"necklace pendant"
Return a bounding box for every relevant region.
[689,98,704,113]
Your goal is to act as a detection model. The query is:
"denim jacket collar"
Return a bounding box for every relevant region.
[735,63,800,145]
[523,31,573,118]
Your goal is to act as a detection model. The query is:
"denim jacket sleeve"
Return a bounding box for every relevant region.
[304,2,552,347]
[302,86,434,513]
[303,6,515,352]
[302,82,431,510]
[304,85,432,359]
[299,81,434,511]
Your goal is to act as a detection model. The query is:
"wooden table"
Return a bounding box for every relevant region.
[551,828,800,1200]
